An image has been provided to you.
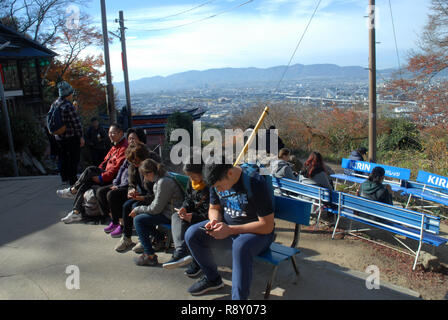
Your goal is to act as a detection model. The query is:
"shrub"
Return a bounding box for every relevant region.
[0,111,47,160]
[165,111,194,146]
[377,118,422,152]
[0,157,14,177]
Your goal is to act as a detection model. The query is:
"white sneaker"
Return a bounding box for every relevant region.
[132,242,144,254]
[56,187,75,199]
[61,211,82,224]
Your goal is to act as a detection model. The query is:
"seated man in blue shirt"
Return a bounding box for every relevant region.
[184,157,274,300]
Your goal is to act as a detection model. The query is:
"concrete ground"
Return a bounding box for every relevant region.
[0,175,421,300]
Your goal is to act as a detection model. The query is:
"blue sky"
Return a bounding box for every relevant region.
[81,0,433,82]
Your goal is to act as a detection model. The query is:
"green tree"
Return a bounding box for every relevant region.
[377,118,422,152]
[165,111,194,146]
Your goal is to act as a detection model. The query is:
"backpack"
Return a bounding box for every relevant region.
[167,172,188,196]
[83,188,101,217]
[239,162,275,211]
[46,101,66,135]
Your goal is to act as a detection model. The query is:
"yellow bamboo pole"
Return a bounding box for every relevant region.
[233,106,270,166]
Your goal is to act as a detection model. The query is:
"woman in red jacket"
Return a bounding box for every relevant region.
[57,123,128,224]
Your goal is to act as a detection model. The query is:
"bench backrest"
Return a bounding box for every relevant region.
[272,177,332,203]
[274,195,311,226]
[341,158,411,183]
[415,171,448,196]
[337,192,440,235]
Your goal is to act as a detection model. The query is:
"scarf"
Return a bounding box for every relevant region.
[191,179,206,191]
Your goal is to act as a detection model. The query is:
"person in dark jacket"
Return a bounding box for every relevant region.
[265,125,285,155]
[85,117,109,166]
[344,147,368,175]
[349,147,368,161]
[162,159,210,276]
[358,166,393,205]
[96,159,130,224]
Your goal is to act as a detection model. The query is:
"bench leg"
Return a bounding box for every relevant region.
[406,194,412,209]
[291,256,300,276]
[264,265,278,300]
[165,232,172,253]
[291,224,301,248]
[314,206,322,230]
[332,214,342,239]
[413,240,423,271]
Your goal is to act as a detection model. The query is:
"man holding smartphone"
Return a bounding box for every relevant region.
[184,157,274,300]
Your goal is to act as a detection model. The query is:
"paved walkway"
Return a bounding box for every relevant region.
[0,175,420,300]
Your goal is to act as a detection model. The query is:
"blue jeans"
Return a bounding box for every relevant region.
[185,220,274,300]
[134,213,171,255]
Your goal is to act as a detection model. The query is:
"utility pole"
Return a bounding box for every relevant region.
[0,41,19,176]
[100,0,116,124]
[117,10,132,129]
[368,0,377,163]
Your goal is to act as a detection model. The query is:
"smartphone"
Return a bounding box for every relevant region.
[199,226,212,231]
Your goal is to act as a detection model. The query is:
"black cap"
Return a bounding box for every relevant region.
[358,147,368,154]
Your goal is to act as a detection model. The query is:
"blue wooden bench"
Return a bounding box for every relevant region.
[331,159,410,193]
[402,170,448,209]
[272,176,332,228]
[331,192,447,270]
[255,195,311,299]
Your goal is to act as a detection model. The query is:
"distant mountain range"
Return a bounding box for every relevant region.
[114,63,399,95]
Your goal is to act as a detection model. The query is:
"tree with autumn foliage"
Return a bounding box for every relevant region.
[41,10,106,122]
[384,0,448,127]
[44,55,107,123]
[1,0,109,121]
[50,12,103,80]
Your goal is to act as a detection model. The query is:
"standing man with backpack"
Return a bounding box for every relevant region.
[48,81,84,186]
[184,157,275,300]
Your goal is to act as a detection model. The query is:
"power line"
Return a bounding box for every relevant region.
[126,0,218,22]
[388,0,403,81]
[274,0,322,92]
[92,0,218,25]
[130,0,254,33]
